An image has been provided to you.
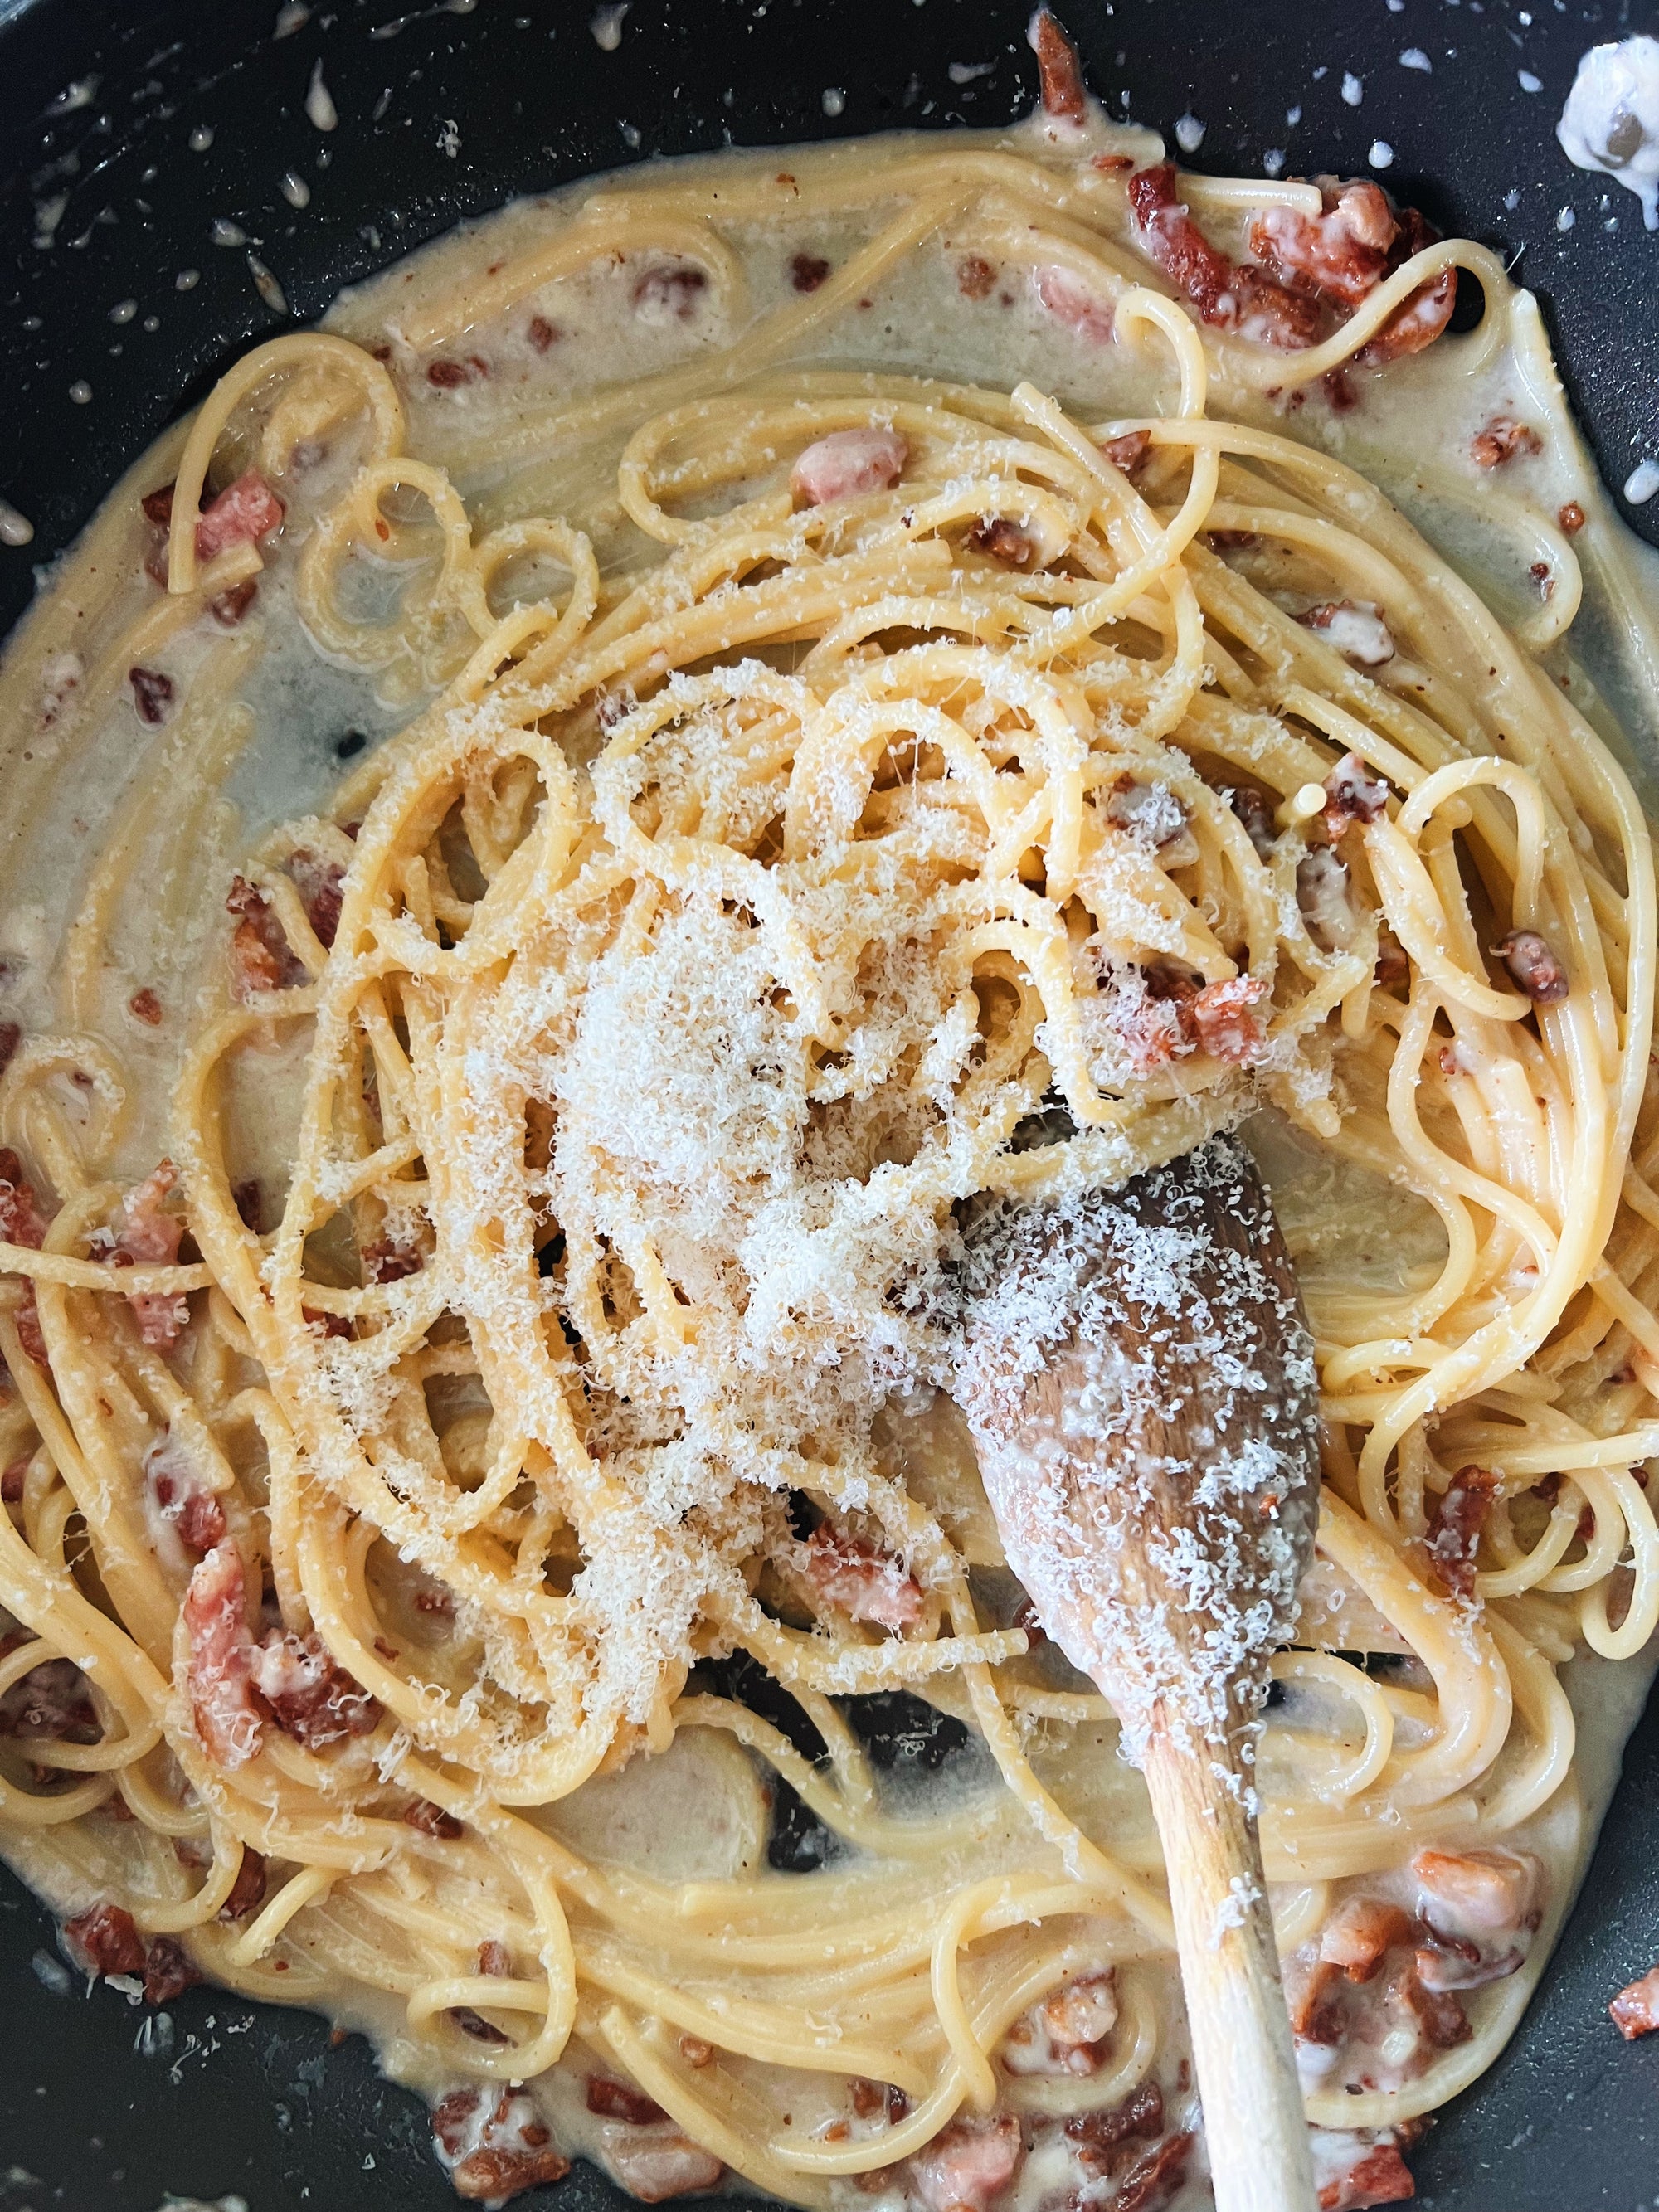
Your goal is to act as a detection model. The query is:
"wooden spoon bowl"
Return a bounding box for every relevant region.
[951,1132,1321,2212]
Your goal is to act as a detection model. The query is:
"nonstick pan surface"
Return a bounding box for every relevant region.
[1,5,1657,2209]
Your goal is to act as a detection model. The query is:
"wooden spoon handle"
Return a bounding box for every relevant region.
[1141,1729,1316,2212]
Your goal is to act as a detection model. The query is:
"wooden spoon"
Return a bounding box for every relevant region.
[951,1132,1321,2212]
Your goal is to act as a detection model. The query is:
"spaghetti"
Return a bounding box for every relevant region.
[0,106,1656,2212]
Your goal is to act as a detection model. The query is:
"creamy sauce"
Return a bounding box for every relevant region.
[1558,36,1659,231]
[2,110,1657,2212]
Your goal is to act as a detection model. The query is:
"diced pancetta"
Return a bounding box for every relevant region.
[194,469,285,562]
[1127,164,1245,324]
[1250,180,1397,309]
[144,1432,227,1572]
[287,848,346,950]
[226,876,305,998]
[1319,1896,1415,1981]
[221,1845,269,1921]
[1374,934,1410,992]
[427,357,488,389]
[211,579,259,627]
[1417,1466,1499,1599]
[248,1628,379,1749]
[1413,1937,1524,1993]
[1322,752,1390,838]
[1356,207,1456,364]
[1190,975,1271,1066]
[802,1522,923,1631]
[587,2076,667,2126]
[64,1901,145,1978]
[183,1543,265,1771]
[1128,165,1321,348]
[404,1796,465,1839]
[432,2087,570,2204]
[966,516,1038,567]
[129,667,175,726]
[1387,1959,1471,2050]
[1110,2130,1194,2212]
[1102,428,1151,475]
[1033,263,1115,343]
[604,2134,726,2202]
[1085,960,1198,1077]
[0,1150,51,1250]
[1003,1967,1118,2076]
[1063,2079,1164,2171]
[362,1234,423,1284]
[1310,2127,1417,2210]
[1283,1949,1345,2043]
[1611,1963,1659,2039]
[1107,778,1190,850]
[956,254,998,300]
[0,1147,51,1366]
[910,2113,1023,2212]
[142,1933,201,2005]
[1471,417,1542,469]
[1411,1846,1540,1941]
[114,1161,188,1348]
[850,2078,911,2122]
[1027,7,1087,127]
[632,265,708,324]
[1043,1967,1119,2049]
[791,428,908,507]
[1494,928,1569,1006]
[114,1162,184,1266]
[1301,601,1396,668]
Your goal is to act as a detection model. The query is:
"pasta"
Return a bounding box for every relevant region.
[1,95,1656,2212]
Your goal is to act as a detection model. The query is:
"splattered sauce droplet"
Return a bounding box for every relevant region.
[248,255,289,315]
[1557,36,1659,228]
[306,59,338,131]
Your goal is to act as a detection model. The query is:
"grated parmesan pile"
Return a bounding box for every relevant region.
[953,1136,1321,1763]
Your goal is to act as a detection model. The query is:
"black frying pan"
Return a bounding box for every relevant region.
[1,4,1657,2207]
